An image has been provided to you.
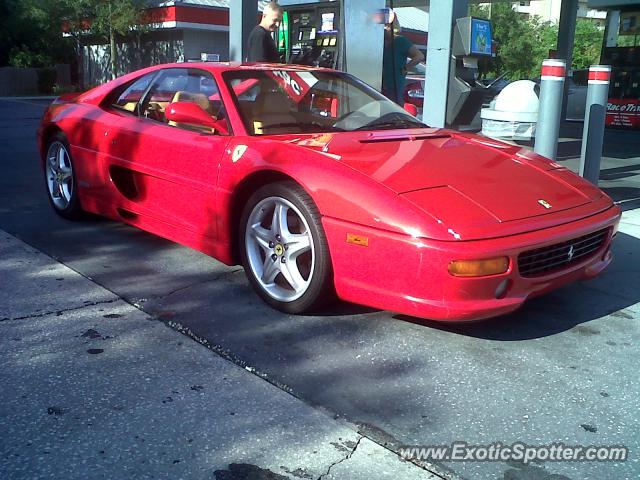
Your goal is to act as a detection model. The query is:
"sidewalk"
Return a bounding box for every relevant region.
[0,230,442,480]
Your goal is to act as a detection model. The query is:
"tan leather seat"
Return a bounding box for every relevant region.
[252,90,298,134]
[171,91,211,111]
[122,102,138,112]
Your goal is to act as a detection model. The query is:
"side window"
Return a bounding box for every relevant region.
[111,73,155,114]
[139,68,229,135]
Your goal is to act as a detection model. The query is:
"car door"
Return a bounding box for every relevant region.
[101,68,232,245]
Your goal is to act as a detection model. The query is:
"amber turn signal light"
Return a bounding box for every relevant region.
[448,257,509,277]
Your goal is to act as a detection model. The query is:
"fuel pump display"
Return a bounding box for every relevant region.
[288,11,316,64]
[277,2,341,69]
[448,16,494,127]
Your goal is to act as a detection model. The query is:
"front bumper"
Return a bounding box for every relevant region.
[323,205,621,321]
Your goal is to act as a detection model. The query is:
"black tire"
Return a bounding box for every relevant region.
[239,181,334,314]
[43,132,83,219]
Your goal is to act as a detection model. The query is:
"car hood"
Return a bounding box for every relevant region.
[287,129,611,240]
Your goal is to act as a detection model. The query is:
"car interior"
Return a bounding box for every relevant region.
[109,69,230,135]
[233,77,341,135]
[252,88,299,134]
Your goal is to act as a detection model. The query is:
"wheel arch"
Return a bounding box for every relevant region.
[228,169,305,264]
[39,125,65,164]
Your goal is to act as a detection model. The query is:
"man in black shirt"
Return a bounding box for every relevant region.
[246,2,282,62]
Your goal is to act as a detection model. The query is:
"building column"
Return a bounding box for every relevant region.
[229,0,258,62]
[603,9,620,49]
[342,0,385,89]
[423,0,467,128]
[557,0,578,117]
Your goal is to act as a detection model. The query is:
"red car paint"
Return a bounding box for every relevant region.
[38,62,621,321]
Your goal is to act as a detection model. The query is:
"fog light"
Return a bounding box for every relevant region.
[448,257,509,277]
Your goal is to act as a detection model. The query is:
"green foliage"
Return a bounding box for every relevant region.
[617,35,638,47]
[1,0,147,79]
[61,0,148,78]
[0,0,75,67]
[469,3,605,80]
[469,4,489,19]
[60,0,148,39]
[572,19,604,69]
[92,0,148,38]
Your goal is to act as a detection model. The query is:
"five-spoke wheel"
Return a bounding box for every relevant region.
[240,182,333,313]
[44,134,82,218]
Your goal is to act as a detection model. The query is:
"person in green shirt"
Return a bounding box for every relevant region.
[382,15,425,104]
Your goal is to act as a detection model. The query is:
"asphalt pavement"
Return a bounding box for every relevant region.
[1,97,639,480]
[0,229,438,480]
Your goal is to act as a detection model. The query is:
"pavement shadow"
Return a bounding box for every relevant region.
[600,163,640,181]
[603,186,640,212]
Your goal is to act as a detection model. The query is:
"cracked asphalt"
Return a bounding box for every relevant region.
[1,97,639,479]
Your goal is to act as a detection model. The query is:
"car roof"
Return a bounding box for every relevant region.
[76,62,339,106]
[162,61,336,73]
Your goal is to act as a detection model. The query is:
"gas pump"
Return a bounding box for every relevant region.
[448,16,494,127]
[277,2,341,69]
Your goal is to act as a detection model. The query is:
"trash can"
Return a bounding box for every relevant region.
[481,80,539,140]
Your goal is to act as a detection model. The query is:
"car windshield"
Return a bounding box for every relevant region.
[222,69,425,135]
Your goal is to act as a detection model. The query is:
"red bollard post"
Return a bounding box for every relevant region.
[579,65,612,185]
[534,59,566,160]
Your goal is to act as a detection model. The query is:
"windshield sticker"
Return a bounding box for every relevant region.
[268,70,319,103]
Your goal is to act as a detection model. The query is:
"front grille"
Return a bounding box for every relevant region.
[518,228,609,278]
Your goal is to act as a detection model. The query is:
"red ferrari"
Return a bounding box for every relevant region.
[38,62,621,321]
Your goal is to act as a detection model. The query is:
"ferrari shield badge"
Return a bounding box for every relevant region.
[232,145,248,163]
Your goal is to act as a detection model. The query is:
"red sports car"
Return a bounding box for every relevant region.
[38,62,621,321]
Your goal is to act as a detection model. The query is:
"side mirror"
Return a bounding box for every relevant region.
[211,118,229,135]
[403,103,419,116]
[166,101,217,128]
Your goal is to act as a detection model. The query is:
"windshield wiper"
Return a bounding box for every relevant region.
[354,118,426,131]
[261,122,346,133]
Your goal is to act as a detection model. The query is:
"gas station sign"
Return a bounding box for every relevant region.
[606,99,640,128]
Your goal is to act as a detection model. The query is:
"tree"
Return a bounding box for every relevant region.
[0,0,147,83]
[56,0,93,88]
[572,19,604,69]
[93,0,148,79]
[470,4,605,79]
[0,0,74,68]
[61,0,147,80]
[470,3,538,80]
